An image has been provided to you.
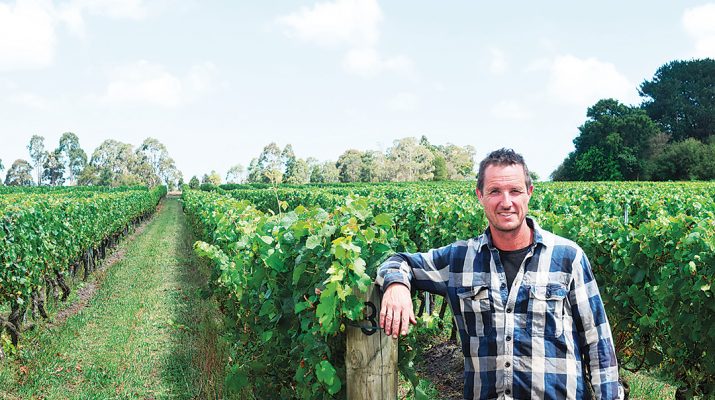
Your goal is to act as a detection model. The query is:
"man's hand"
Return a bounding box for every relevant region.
[379,283,417,338]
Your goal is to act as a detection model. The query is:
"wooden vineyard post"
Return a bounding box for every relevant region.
[346,283,398,400]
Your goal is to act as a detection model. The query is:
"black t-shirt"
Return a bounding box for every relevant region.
[498,244,532,291]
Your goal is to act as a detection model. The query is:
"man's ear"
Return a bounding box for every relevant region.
[476,187,483,200]
[527,185,534,196]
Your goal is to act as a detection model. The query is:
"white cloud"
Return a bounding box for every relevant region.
[387,92,419,111]
[98,61,217,108]
[276,0,382,47]
[277,0,415,79]
[342,48,414,78]
[547,55,638,107]
[490,100,533,120]
[683,3,715,58]
[187,62,219,92]
[488,47,507,74]
[0,0,56,71]
[74,0,148,20]
[6,92,50,109]
[58,0,149,38]
[0,0,153,71]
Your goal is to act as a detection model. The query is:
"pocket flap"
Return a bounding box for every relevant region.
[457,285,489,300]
[529,284,568,300]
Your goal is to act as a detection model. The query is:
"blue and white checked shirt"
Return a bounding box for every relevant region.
[377,217,622,400]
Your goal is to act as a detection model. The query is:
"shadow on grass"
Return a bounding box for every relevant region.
[162,198,229,400]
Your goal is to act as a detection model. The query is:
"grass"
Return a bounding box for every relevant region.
[0,197,228,399]
[622,369,676,400]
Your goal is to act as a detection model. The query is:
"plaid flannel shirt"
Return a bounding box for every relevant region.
[376,217,622,400]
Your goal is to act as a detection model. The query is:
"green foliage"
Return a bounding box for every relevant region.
[188,176,200,189]
[552,99,660,181]
[640,58,715,142]
[58,132,87,185]
[42,149,65,186]
[0,199,225,398]
[187,181,715,398]
[3,159,33,186]
[649,138,715,181]
[201,171,221,186]
[432,155,447,181]
[0,186,166,347]
[555,58,715,182]
[184,190,398,398]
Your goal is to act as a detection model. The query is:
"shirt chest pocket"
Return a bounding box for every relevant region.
[457,284,491,337]
[527,284,568,337]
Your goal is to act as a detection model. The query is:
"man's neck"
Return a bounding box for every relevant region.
[490,223,532,251]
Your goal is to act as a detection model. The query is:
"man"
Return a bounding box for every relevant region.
[376,148,622,400]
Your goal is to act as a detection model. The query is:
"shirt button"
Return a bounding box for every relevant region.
[545,291,551,298]
[505,362,511,368]
[505,389,512,395]
[500,283,507,289]
[506,335,512,341]
[506,308,512,313]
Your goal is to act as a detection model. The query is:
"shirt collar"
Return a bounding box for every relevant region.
[476,216,546,252]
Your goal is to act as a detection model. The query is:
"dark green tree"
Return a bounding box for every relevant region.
[189,175,200,189]
[432,154,448,181]
[640,59,715,142]
[336,149,363,182]
[551,99,660,180]
[650,138,715,180]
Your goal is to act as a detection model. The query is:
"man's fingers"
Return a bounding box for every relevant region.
[401,311,410,336]
[391,308,402,338]
[383,309,393,335]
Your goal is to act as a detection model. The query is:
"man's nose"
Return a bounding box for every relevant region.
[500,192,513,208]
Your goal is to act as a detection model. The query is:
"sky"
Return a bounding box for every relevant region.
[2,0,715,183]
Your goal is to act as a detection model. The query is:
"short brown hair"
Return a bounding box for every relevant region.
[476,148,532,193]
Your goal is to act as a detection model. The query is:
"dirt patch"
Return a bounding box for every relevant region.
[417,339,464,400]
[48,206,157,328]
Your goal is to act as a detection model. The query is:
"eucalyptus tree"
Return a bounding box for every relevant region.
[385,137,435,181]
[336,149,364,182]
[42,149,65,186]
[285,158,310,184]
[58,132,87,185]
[225,164,245,184]
[4,159,33,186]
[27,135,46,185]
[81,139,137,186]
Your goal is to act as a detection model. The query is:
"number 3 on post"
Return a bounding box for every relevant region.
[361,301,378,336]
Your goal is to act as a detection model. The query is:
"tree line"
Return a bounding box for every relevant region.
[0,134,181,188]
[188,136,477,188]
[552,58,715,181]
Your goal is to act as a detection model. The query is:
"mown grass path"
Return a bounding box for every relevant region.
[0,197,224,400]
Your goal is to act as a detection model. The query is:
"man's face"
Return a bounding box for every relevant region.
[476,164,533,234]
